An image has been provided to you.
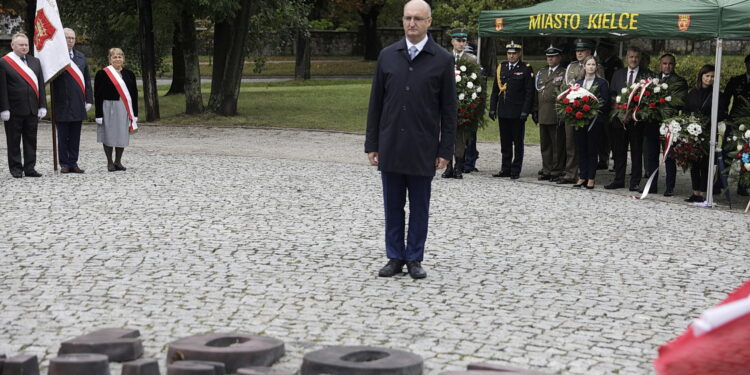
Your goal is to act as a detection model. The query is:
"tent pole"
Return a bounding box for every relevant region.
[706,37,723,207]
[477,37,482,64]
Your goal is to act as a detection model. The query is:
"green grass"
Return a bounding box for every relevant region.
[147,79,540,144]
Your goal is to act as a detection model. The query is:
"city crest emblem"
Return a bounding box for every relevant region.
[678,14,691,31]
[495,18,504,31]
[34,8,57,50]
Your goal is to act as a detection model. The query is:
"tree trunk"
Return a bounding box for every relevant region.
[26,0,35,51]
[166,20,185,95]
[480,38,497,79]
[294,31,311,80]
[360,9,380,61]
[181,7,203,114]
[208,0,252,116]
[137,0,160,121]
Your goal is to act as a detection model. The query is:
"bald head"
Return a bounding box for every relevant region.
[403,0,432,44]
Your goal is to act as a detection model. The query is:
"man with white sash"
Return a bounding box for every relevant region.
[94,47,138,172]
[0,33,47,178]
[53,28,93,174]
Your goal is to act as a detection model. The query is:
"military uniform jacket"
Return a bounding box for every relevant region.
[0,54,47,116]
[365,36,457,177]
[723,73,750,117]
[534,65,566,124]
[453,51,477,64]
[52,49,93,122]
[490,60,534,119]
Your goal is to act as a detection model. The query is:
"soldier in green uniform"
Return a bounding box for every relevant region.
[489,41,534,179]
[532,45,566,181]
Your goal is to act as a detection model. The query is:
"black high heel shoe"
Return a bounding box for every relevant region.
[573,179,587,188]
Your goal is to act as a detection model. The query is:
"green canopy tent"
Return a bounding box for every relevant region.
[477,0,750,207]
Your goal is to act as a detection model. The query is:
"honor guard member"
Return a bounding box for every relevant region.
[723,54,750,196]
[446,27,480,176]
[559,38,604,184]
[532,45,566,181]
[489,41,534,179]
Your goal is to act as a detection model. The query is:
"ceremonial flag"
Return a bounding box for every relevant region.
[33,0,70,82]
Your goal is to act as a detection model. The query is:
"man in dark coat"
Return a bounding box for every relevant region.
[605,46,653,191]
[656,54,688,196]
[722,54,750,196]
[365,0,456,280]
[0,33,47,178]
[53,28,93,174]
[489,41,534,179]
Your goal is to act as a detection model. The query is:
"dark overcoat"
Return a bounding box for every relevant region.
[490,60,534,119]
[52,49,93,122]
[365,36,457,177]
[0,54,47,116]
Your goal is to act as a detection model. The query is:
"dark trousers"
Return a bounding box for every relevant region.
[539,122,563,176]
[575,121,602,180]
[381,171,433,262]
[498,118,525,174]
[642,122,660,190]
[463,130,479,171]
[598,120,612,167]
[611,120,644,187]
[690,157,709,192]
[4,115,38,174]
[563,124,578,179]
[665,156,676,191]
[56,121,83,168]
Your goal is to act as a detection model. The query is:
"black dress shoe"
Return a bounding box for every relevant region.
[510,174,520,179]
[10,170,22,178]
[378,259,405,277]
[556,178,574,184]
[492,171,511,177]
[537,169,544,175]
[405,261,426,279]
[604,182,624,190]
[684,195,706,202]
[24,170,42,177]
[663,189,674,197]
[114,162,127,171]
[60,167,71,173]
[538,174,551,181]
[71,166,85,173]
[629,185,640,192]
[108,163,117,172]
[573,179,587,188]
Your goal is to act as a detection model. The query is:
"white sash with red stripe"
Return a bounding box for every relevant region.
[66,61,86,98]
[103,65,137,132]
[3,52,39,99]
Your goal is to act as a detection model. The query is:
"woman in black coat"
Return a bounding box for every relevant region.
[684,64,727,202]
[573,55,610,189]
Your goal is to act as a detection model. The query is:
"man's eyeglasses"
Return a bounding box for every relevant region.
[403,16,428,24]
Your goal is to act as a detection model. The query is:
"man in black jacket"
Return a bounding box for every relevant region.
[365,0,456,280]
[656,54,688,196]
[0,33,47,178]
[489,41,534,179]
[53,28,93,174]
[605,46,653,191]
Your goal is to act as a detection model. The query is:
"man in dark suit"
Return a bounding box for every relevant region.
[365,0,456,280]
[722,54,750,196]
[605,46,652,191]
[656,54,688,196]
[489,41,534,179]
[598,40,623,171]
[53,28,93,174]
[0,33,47,178]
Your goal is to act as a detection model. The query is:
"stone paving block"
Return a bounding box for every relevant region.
[466,363,552,375]
[121,359,161,375]
[58,328,144,362]
[301,345,423,375]
[2,354,40,375]
[439,371,542,375]
[168,360,226,375]
[48,353,110,375]
[236,366,294,375]
[167,333,284,373]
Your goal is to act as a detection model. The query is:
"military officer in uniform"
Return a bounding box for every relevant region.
[443,27,477,179]
[489,41,534,179]
[723,54,750,196]
[532,45,566,181]
[558,39,604,184]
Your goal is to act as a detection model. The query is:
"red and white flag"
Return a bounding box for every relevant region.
[33,0,70,82]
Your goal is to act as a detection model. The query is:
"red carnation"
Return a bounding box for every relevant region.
[659,98,666,104]
[649,103,656,108]
[621,104,628,109]
[582,96,590,102]
[573,100,581,107]
[459,108,464,113]
[565,106,573,113]
[575,111,584,119]
[583,104,591,112]
[563,98,570,104]
[644,91,651,97]
[464,113,471,118]
[634,95,640,101]
[470,104,476,109]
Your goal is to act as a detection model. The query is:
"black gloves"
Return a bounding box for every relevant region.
[520,112,529,122]
[531,112,539,124]
[488,111,496,121]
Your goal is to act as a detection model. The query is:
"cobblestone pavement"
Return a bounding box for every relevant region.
[1,124,749,375]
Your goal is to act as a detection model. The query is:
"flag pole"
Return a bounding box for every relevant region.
[50,81,58,171]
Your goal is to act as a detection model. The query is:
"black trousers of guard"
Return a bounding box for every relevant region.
[498,118,525,175]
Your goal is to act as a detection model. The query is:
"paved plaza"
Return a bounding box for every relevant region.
[1,123,749,375]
